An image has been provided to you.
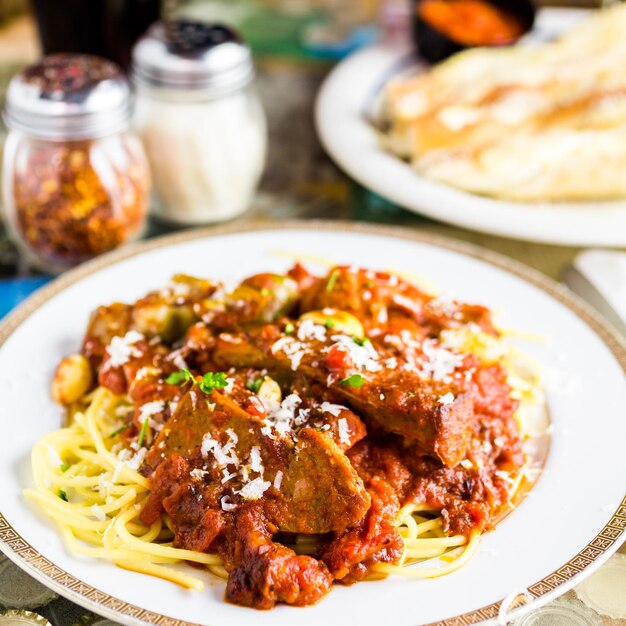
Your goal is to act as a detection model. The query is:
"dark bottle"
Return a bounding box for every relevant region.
[30,0,162,70]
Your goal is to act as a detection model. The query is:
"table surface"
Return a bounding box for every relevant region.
[0,4,624,626]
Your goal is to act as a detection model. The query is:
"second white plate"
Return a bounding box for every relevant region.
[315,9,626,247]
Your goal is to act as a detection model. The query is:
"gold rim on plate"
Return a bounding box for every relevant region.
[0,220,624,626]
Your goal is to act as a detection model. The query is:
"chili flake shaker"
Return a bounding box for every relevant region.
[132,21,267,225]
[1,54,150,273]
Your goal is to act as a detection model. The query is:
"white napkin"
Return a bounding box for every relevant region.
[565,249,626,336]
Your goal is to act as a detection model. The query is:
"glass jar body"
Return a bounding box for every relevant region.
[134,85,267,225]
[1,130,150,273]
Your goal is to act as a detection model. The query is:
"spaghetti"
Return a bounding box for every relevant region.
[25,388,487,589]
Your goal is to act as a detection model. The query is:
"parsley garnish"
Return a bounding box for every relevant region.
[110,422,132,438]
[59,463,69,473]
[137,418,149,448]
[353,336,370,347]
[325,318,336,329]
[326,269,339,293]
[167,369,229,395]
[284,322,295,334]
[339,374,365,387]
[407,391,416,397]
[247,377,264,394]
[198,371,229,394]
[58,489,68,502]
[166,368,194,385]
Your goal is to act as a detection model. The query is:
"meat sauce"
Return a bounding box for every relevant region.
[81,264,527,609]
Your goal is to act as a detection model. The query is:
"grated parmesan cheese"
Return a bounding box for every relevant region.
[97,473,112,494]
[238,477,271,501]
[495,470,515,485]
[240,465,250,482]
[221,495,237,512]
[106,331,144,367]
[135,366,157,382]
[294,408,311,426]
[249,446,264,473]
[420,339,464,383]
[139,400,165,421]
[125,447,147,471]
[90,504,106,522]
[271,337,306,371]
[429,294,459,317]
[110,457,125,484]
[260,393,305,438]
[190,468,209,479]
[297,319,327,342]
[273,470,283,491]
[329,335,381,372]
[319,402,346,417]
[148,418,163,432]
[392,294,421,316]
[384,357,398,369]
[337,418,350,446]
[221,469,237,483]
[225,428,238,444]
[460,459,473,470]
[201,429,239,468]
[170,350,188,371]
[438,392,455,405]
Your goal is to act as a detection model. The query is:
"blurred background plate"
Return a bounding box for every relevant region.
[315,8,626,248]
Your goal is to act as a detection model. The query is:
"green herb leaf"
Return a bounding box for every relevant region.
[364,280,374,289]
[326,269,339,293]
[167,368,229,395]
[407,391,416,397]
[59,463,70,473]
[284,322,295,334]
[58,489,68,502]
[353,336,370,347]
[198,371,229,395]
[166,368,194,386]
[246,377,264,394]
[325,318,336,329]
[339,374,365,387]
[110,422,132,438]
[137,418,149,448]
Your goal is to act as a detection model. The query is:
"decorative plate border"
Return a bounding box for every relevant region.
[0,220,624,626]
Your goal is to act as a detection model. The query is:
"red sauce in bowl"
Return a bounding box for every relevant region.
[418,0,525,46]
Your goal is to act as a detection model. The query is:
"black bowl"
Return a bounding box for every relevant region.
[413,0,536,64]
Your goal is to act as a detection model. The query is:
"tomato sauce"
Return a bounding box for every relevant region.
[418,0,525,46]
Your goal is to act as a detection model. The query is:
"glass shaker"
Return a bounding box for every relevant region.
[1,55,150,273]
[132,21,267,225]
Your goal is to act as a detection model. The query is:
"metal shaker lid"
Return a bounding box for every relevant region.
[132,20,254,95]
[4,54,131,140]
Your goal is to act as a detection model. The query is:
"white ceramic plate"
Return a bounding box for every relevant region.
[0,222,625,626]
[315,9,626,247]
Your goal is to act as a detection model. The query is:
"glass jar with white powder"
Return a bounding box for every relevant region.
[132,21,267,225]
